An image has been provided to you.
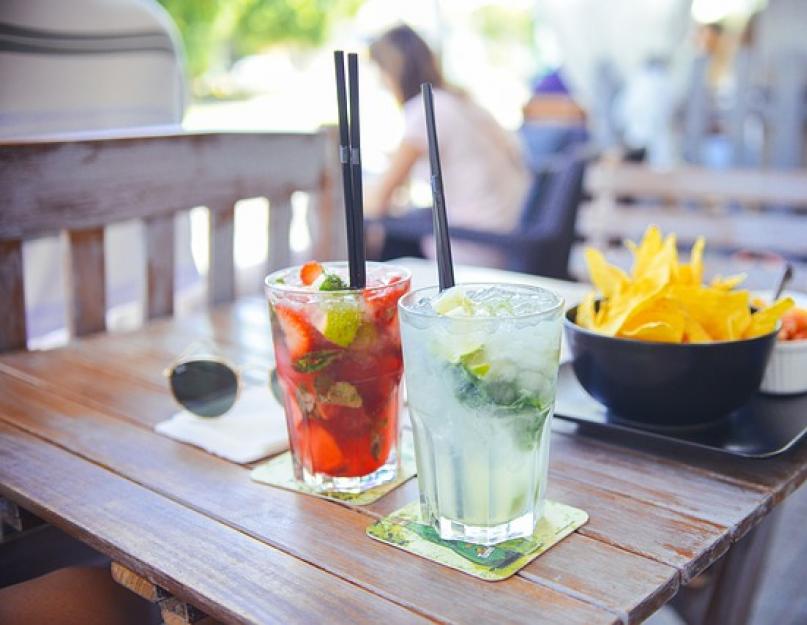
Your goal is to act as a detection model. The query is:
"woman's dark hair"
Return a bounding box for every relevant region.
[369,25,445,104]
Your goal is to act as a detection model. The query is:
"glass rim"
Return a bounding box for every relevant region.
[264,261,412,295]
[399,282,565,320]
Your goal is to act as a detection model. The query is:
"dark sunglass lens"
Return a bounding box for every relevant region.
[170,360,238,417]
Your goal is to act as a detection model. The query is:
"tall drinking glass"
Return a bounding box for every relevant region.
[399,284,563,544]
[266,262,411,492]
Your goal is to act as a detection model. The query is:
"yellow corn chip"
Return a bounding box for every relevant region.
[621,321,683,343]
[585,248,629,298]
[576,293,597,329]
[689,236,705,285]
[675,237,705,286]
[682,313,712,343]
[627,225,663,279]
[620,299,685,343]
[710,274,746,290]
[744,297,795,338]
[640,233,678,291]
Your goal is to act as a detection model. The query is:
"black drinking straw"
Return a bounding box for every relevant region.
[421,82,455,291]
[333,51,365,288]
[347,53,366,288]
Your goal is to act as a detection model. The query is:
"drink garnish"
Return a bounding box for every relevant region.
[318,381,363,408]
[320,303,361,346]
[300,261,324,285]
[275,306,315,359]
[319,274,349,291]
[293,349,342,373]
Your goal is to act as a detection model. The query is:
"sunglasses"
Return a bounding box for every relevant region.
[165,343,277,417]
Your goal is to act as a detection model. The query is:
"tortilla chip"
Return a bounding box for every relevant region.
[576,293,597,329]
[620,299,685,343]
[744,297,795,338]
[682,313,713,343]
[710,274,746,290]
[627,225,663,279]
[585,248,629,299]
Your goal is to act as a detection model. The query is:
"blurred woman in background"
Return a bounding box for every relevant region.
[365,24,529,268]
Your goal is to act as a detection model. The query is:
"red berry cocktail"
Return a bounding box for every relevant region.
[266,261,411,492]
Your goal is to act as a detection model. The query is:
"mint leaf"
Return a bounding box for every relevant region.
[319,274,348,291]
[293,349,341,373]
[450,363,548,414]
[319,381,363,408]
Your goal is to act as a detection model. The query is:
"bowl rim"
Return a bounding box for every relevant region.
[564,303,779,347]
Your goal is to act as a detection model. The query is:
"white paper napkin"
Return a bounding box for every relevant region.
[155,385,289,464]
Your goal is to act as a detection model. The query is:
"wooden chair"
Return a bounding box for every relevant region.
[0,129,344,623]
[0,129,341,353]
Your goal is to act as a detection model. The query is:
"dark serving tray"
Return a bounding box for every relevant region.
[554,362,807,458]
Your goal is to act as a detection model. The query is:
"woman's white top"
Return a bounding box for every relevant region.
[402,89,529,234]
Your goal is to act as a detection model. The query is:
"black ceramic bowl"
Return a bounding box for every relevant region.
[564,305,778,428]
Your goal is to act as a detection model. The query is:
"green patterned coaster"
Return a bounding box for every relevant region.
[366,500,588,581]
[250,431,416,505]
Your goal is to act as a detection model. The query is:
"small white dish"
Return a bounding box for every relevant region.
[760,339,807,395]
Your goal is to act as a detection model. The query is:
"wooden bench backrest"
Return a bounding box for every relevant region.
[0,130,332,352]
[585,161,807,207]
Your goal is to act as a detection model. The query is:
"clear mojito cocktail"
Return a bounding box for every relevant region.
[266,261,411,493]
[399,284,563,545]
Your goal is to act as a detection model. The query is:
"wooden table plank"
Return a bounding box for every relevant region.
[547,434,771,539]
[0,422,433,625]
[572,424,807,508]
[0,373,619,625]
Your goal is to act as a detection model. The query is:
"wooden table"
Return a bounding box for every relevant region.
[1,259,805,625]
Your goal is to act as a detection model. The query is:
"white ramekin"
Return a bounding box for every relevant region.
[760,339,807,395]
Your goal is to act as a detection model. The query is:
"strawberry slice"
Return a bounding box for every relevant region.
[364,282,408,326]
[300,261,324,285]
[274,305,315,360]
[307,422,344,474]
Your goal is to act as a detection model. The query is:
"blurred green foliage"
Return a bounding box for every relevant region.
[158,0,363,78]
[471,5,536,49]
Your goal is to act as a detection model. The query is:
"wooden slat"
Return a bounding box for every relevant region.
[66,228,106,337]
[0,240,26,352]
[547,434,770,540]
[145,213,175,319]
[585,161,807,207]
[568,423,807,509]
[0,132,327,240]
[160,596,213,625]
[578,202,807,258]
[208,203,235,305]
[111,561,171,602]
[0,421,433,625]
[268,194,292,272]
[0,372,619,625]
[309,126,347,261]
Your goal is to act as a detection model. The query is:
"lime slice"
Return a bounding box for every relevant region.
[433,288,475,316]
[459,347,491,379]
[321,303,361,347]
